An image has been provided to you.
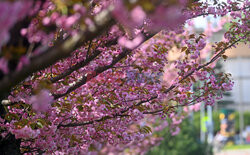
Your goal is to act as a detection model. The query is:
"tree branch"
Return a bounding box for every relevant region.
[50,38,118,83]
[0,8,115,98]
[53,33,156,99]
[194,6,250,17]
[163,38,241,94]
[58,39,241,128]
[143,90,208,115]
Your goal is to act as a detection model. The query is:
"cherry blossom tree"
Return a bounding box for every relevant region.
[0,0,249,154]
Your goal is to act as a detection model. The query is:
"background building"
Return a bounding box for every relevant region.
[222,43,250,111]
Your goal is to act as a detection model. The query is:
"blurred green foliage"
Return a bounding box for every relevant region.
[147,118,213,155]
[193,111,220,135]
[147,111,250,155]
[234,112,250,132]
[193,111,250,133]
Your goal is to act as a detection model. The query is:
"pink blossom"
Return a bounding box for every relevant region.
[190,103,201,112]
[20,28,28,36]
[42,17,51,25]
[0,58,8,74]
[29,89,53,112]
[196,39,206,50]
[172,118,182,125]
[149,6,185,31]
[11,126,40,139]
[190,51,199,59]
[0,1,32,47]
[131,6,146,26]
[17,56,30,71]
[73,4,86,15]
[171,127,180,136]
[118,34,144,49]
[0,0,247,154]
[222,82,233,91]
[113,2,145,28]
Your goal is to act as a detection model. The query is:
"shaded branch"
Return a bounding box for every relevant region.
[58,39,241,127]
[53,33,156,99]
[164,38,241,94]
[194,6,250,17]
[50,38,118,83]
[143,90,207,115]
[0,9,115,98]
[58,114,129,128]
[53,48,131,99]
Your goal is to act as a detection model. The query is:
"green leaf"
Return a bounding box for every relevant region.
[139,125,152,134]
[76,105,83,111]
[30,123,37,130]
[181,47,188,52]
[222,55,228,60]
[37,122,43,128]
[71,135,81,143]
[5,113,19,121]
[37,118,47,126]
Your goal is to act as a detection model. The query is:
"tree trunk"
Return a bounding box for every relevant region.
[0,134,21,155]
[0,96,21,155]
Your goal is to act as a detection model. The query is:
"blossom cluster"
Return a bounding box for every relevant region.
[0,0,248,154]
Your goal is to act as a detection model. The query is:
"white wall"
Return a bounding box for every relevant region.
[223,57,250,104]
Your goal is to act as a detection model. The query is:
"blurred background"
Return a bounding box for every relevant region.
[146,15,250,155]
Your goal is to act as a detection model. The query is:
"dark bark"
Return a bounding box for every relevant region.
[0,134,21,155]
[0,92,20,155]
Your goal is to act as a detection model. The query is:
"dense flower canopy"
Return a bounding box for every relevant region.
[0,0,249,154]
